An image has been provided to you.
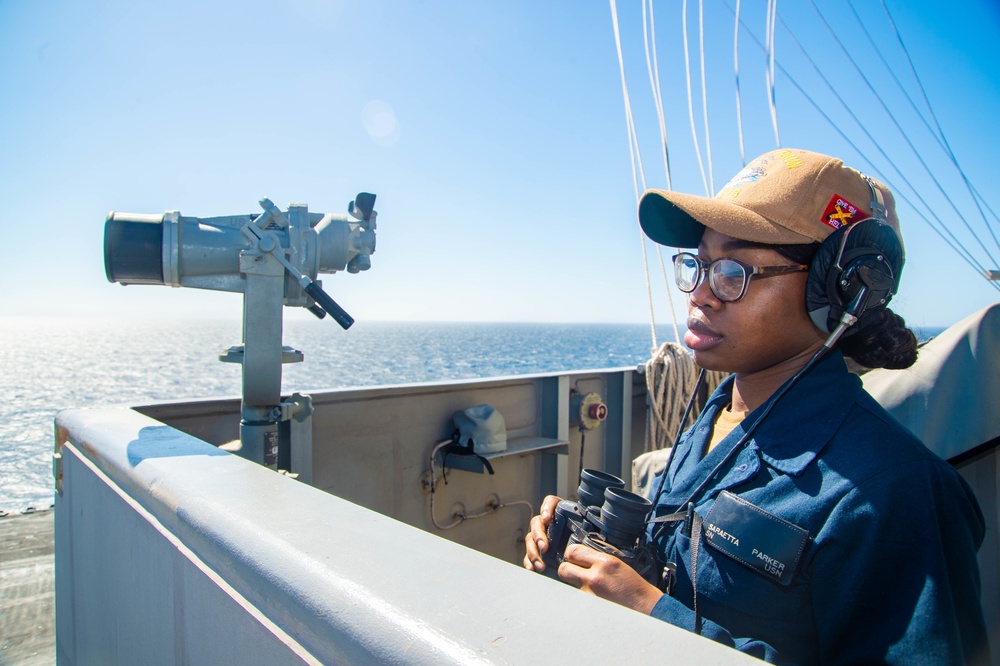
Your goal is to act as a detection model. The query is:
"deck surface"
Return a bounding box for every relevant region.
[0,510,55,666]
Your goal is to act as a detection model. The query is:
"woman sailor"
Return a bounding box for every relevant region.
[524,148,989,665]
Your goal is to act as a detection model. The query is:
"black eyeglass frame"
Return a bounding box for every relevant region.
[671,252,810,302]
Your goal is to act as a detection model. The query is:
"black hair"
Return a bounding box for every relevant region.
[769,242,918,370]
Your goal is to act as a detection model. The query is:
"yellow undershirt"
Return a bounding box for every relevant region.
[706,404,749,456]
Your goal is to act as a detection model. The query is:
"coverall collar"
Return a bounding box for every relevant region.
[719,348,862,476]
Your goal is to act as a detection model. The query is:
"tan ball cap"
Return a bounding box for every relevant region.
[638,148,901,249]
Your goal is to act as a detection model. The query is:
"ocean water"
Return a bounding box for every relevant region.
[0,317,671,514]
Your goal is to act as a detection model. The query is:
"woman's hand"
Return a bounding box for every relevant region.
[558,543,663,614]
[523,495,562,572]
[523,496,663,615]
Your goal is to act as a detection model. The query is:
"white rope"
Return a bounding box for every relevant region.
[765,0,781,147]
[643,0,671,192]
[641,0,682,346]
[609,0,661,349]
[682,0,711,198]
[698,0,715,195]
[733,0,746,167]
[655,249,680,348]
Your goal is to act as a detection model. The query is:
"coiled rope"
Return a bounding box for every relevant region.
[643,342,729,453]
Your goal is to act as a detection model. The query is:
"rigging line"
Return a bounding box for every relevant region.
[698,0,716,194]
[846,1,947,155]
[656,244,681,344]
[848,0,1000,233]
[643,0,672,191]
[610,0,660,348]
[641,0,682,344]
[682,0,711,197]
[766,10,995,281]
[763,0,770,94]
[610,1,649,199]
[880,185,1000,291]
[877,0,1000,259]
[627,95,649,193]
[648,1,671,189]
[846,0,1000,234]
[808,0,1000,271]
[641,228,660,350]
[792,103,1000,286]
[726,1,996,285]
[972,188,1000,229]
[765,0,780,147]
[624,40,659,333]
[734,0,746,166]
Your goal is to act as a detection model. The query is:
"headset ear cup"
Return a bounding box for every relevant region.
[806,237,840,332]
[805,219,904,334]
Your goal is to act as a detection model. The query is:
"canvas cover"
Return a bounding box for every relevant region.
[862,302,1000,461]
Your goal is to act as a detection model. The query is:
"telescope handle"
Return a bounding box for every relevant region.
[304,282,355,330]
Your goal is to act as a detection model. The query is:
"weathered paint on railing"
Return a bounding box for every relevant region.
[54,406,757,665]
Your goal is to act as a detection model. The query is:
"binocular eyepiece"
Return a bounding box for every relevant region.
[542,469,658,583]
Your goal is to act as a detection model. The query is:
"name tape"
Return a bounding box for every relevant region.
[701,491,809,586]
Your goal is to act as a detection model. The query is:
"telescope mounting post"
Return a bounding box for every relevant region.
[232,201,329,472]
[103,193,378,478]
[237,236,289,469]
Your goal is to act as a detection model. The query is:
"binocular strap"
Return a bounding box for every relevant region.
[690,510,705,636]
[648,506,705,634]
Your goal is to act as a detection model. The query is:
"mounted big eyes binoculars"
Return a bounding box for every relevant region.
[103,194,378,471]
[104,194,377,328]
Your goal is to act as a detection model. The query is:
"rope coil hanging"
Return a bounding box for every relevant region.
[643,342,728,453]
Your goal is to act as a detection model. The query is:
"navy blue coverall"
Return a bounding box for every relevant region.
[646,350,989,665]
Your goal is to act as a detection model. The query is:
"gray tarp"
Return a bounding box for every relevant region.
[863,302,1000,461]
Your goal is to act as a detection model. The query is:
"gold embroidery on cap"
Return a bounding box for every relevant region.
[778,149,803,169]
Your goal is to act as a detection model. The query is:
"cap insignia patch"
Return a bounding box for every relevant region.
[821,194,868,231]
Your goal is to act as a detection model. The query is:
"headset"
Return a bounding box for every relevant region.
[805,175,905,347]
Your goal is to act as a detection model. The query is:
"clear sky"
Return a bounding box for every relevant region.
[1,0,998,333]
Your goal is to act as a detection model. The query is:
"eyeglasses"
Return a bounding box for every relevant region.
[672,252,809,302]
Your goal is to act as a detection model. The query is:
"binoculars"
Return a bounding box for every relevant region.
[542,469,660,585]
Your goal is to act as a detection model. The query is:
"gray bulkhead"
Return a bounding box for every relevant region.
[55,368,764,665]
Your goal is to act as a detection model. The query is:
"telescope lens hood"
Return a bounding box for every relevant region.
[104,213,164,284]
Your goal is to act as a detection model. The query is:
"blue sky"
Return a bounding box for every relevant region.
[1,0,998,333]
